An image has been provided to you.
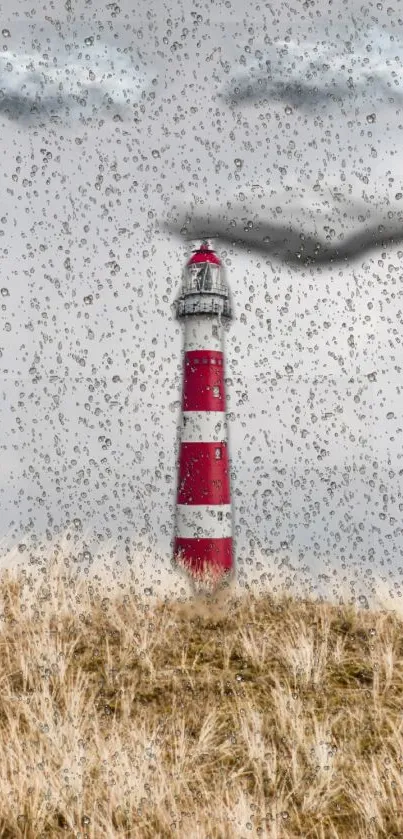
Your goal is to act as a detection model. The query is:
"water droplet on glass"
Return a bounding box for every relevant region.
[234,158,243,168]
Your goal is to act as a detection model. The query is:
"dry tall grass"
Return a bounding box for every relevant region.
[0,541,402,838]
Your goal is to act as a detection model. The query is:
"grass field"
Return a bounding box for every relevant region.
[0,538,401,838]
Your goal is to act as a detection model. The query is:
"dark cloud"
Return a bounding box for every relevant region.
[166,211,403,265]
[219,26,403,109]
[220,76,403,110]
[221,79,349,108]
[0,89,124,123]
[0,92,74,122]
[0,45,150,123]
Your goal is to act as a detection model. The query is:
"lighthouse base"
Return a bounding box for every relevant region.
[174,537,233,592]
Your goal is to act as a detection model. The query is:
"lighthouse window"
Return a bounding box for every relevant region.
[212,324,218,337]
[217,511,223,522]
[211,358,216,365]
[215,447,222,459]
[213,386,220,398]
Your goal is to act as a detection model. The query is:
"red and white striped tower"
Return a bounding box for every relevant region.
[173,240,234,591]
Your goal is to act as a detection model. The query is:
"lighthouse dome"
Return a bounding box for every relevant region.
[174,241,233,320]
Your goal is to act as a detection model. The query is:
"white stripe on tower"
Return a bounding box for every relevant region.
[176,505,233,539]
[182,315,222,352]
[181,411,228,444]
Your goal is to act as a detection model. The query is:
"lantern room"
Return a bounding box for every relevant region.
[174,241,233,320]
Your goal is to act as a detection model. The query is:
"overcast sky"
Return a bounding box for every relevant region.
[1,0,403,611]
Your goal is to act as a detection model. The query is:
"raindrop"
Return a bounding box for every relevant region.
[2,29,10,38]
[234,158,243,168]
[84,36,94,46]
[0,288,9,297]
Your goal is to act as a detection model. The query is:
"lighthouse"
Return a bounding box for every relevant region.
[173,240,234,591]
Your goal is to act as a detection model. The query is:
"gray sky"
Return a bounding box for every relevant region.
[1,0,403,611]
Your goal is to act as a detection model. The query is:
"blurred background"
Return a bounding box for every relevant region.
[1,0,403,611]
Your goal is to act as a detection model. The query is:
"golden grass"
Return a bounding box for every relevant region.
[0,544,401,838]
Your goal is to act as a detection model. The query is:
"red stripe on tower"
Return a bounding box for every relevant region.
[173,538,233,576]
[177,442,231,505]
[182,350,226,412]
[173,240,234,588]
